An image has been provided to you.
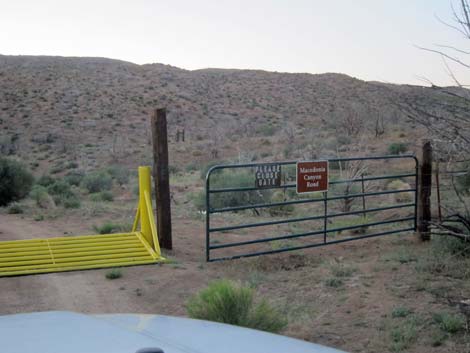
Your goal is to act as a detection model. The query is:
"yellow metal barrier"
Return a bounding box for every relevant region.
[0,166,165,277]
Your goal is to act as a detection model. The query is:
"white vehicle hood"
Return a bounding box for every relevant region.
[0,311,347,353]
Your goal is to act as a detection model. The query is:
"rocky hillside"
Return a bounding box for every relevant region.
[0,55,449,175]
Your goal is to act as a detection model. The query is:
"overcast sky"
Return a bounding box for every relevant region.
[0,0,468,86]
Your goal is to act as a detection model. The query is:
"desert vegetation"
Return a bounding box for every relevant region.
[1,3,470,351]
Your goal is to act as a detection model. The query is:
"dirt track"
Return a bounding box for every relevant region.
[0,213,210,316]
[1,213,468,353]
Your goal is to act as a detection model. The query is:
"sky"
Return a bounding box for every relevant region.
[0,0,468,86]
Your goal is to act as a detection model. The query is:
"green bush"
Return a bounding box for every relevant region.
[455,164,470,193]
[388,143,408,155]
[328,160,346,170]
[185,163,199,173]
[169,165,180,174]
[105,268,122,280]
[193,169,270,212]
[37,174,55,187]
[388,180,413,202]
[200,160,226,180]
[65,161,78,169]
[212,170,270,210]
[187,280,287,333]
[106,166,129,186]
[432,235,470,257]
[93,222,126,234]
[30,185,55,209]
[389,319,417,352]
[60,194,81,209]
[268,191,294,216]
[257,124,276,137]
[188,191,205,212]
[64,171,85,186]
[433,312,465,333]
[90,191,114,202]
[81,171,113,193]
[8,203,24,214]
[324,278,343,288]
[330,216,371,235]
[45,180,80,209]
[0,157,34,206]
[391,307,412,318]
[47,180,72,196]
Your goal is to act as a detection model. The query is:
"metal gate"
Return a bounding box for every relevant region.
[205,155,418,262]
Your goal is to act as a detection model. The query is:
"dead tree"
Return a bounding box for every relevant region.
[396,0,470,242]
[337,159,370,212]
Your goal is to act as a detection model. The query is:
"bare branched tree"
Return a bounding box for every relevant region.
[398,0,470,240]
[399,0,470,152]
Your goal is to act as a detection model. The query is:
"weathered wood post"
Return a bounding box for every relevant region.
[418,140,432,241]
[151,108,173,250]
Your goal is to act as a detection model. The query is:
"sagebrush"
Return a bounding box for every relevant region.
[186,280,287,333]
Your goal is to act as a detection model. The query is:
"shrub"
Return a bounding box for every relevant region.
[0,157,34,206]
[200,160,226,180]
[107,166,129,186]
[432,235,470,257]
[60,194,81,209]
[168,165,180,174]
[65,161,78,169]
[186,280,287,333]
[330,263,356,278]
[194,170,270,211]
[30,185,55,209]
[8,203,24,214]
[392,307,412,318]
[185,163,199,173]
[388,143,408,155]
[37,174,55,187]
[90,191,114,202]
[47,180,72,196]
[330,216,371,235]
[388,180,413,203]
[81,171,113,193]
[45,180,80,209]
[257,124,276,137]
[455,164,470,193]
[64,170,85,186]
[324,278,343,288]
[268,191,294,217]
[188,191,205,212]
[336,134,352,146]
[389,320,417,352]
[433,312,465,333]
[93,222,126,234]
[105,268,122,279]
[328,160,346,170]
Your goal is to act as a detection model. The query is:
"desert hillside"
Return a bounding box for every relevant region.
[0,54,448,175]
[2,55,470,353]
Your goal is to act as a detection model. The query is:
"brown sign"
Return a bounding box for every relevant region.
[296,161,329,193]
[255,164,281,188]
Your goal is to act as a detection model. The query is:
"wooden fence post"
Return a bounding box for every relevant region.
[151,108,173,250]
[418,140,432,241]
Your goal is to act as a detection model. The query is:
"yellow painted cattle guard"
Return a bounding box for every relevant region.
[0,166,164,277]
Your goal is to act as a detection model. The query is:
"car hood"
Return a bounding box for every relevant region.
[0,311,347,353]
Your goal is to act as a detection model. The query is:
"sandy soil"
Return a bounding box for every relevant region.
[0,213,468,353]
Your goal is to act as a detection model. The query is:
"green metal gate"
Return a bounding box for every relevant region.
[205,155,418,262]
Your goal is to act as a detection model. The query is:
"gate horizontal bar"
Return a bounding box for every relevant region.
[210,188,416,213]
[209,203,415,233]
[209,172,417,194]
[209,227,415,262]
[207,154,417,173]
[210,216,415,250]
